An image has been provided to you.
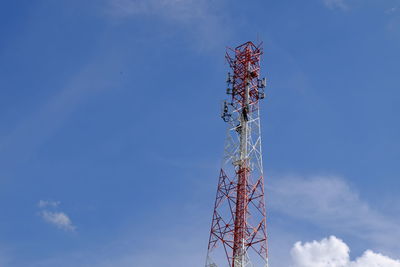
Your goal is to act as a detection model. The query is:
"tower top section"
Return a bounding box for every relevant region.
[225,41,266,111]
[222,41,266,123]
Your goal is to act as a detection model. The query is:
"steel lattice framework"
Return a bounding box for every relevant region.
[205,41,268,267]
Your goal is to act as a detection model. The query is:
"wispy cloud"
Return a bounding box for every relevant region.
[24,218,206,267]
[291,236,400,266]
[38,200,76,231]
[38,200,60,208]
[323,0,348,10]
[108,0,211,20]
[268,175,400,253]
[0,55,123,174]
[386,6,399,14]
[0,246,11,267]
[105,0,231,50]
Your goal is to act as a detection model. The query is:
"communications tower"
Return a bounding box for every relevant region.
[205,41,268,267]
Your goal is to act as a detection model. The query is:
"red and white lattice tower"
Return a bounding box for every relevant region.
[205,41,268,267]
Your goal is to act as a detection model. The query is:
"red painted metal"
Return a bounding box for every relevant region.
[206,41,268,267]
[226,42,263,110]
[207,168,268,266]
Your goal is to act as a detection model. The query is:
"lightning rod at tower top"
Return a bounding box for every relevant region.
[205,41,269,267]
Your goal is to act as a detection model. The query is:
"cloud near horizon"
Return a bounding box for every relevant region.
[291,236,400,267]
[268,175,400,253]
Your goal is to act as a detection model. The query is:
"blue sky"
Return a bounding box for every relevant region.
[0,0,400,266]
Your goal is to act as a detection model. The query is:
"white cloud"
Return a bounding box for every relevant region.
[40,211,76,231]
[38,200,76,231]
[268,175,400,252]
[352,250,400,266]
[323,0,348,10]
[291,236,400,267]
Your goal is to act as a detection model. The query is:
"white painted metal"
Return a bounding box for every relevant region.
[206,62,269,266]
